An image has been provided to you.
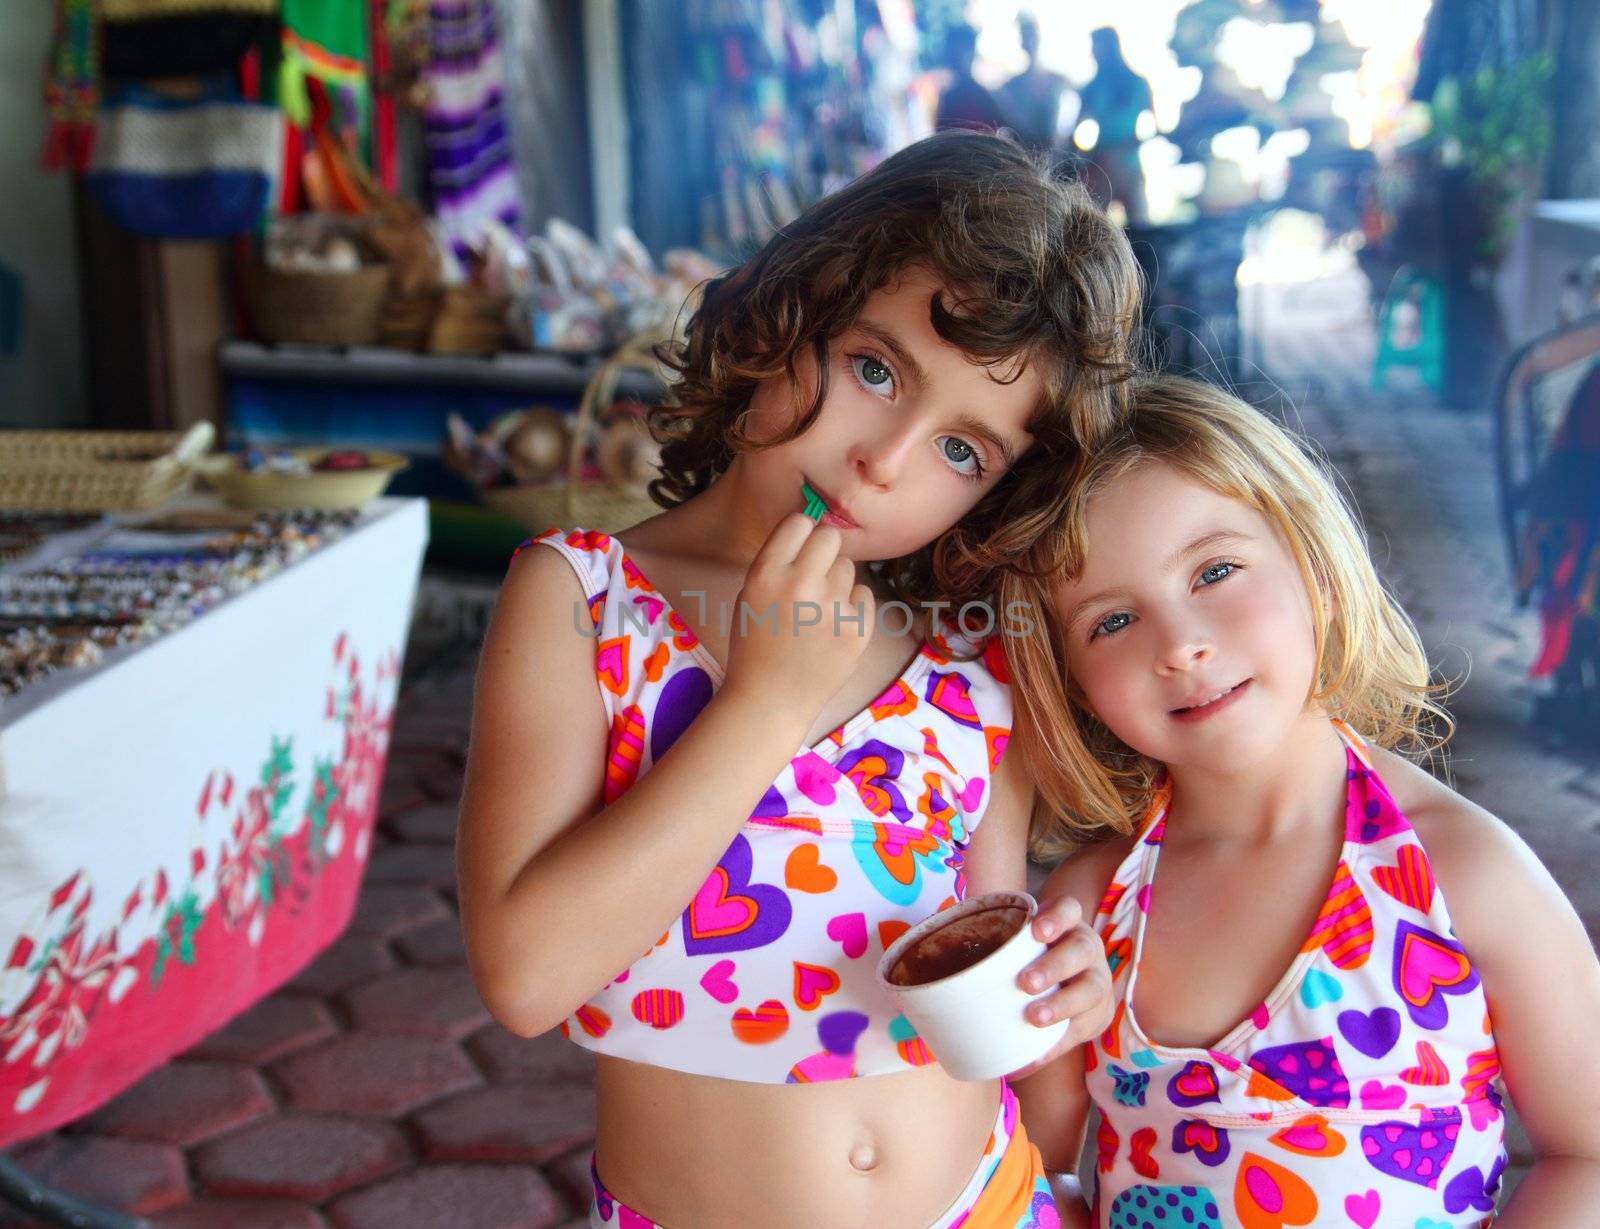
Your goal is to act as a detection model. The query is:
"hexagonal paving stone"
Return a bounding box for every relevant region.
[8,1135,187,1216]
[411,1084,596,1164]
[272,1034,480,1117]
[81,1060,274,1146]
[152,1199,328,1228]
[341,966,490,1041]
[387,801,459,846]
[347,884,449,940]
[464,1027,595,1086]
[192,1114,409,1203]
[361,843,457,889]
[393,916,467,967]
[186,994,339,1066]
[327,1164,566,1229]
[288,930,396,998]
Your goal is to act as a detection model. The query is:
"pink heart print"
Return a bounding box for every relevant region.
[826,912,869,959]
[699,959,738,1004]
[793,752,840,806]
[1343,1189,1380,1228]
[1359,1079,1408,1110]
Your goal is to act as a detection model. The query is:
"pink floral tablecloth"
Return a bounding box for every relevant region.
[0,498,428,1145]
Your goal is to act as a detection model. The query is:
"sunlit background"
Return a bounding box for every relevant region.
[962,0,1432,227]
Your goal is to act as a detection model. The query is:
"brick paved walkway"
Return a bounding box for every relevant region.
[1,396,1595,1227]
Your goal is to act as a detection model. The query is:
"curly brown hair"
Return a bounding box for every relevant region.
[647,130,1143,608]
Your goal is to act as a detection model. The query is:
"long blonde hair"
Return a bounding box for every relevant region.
[1001,375,1452,861]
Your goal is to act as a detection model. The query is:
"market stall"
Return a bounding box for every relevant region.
[0,496,428,1149]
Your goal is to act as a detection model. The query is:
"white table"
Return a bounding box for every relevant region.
[0,497,429,1145]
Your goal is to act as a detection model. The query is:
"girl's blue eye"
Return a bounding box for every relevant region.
[940,436,983,478]
[1198,561,1237,586]
[1093,611,1131,639]
[851,354,895,397]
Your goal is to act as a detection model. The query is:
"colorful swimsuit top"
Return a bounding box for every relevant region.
[1086,726,1507,1229]
[528,528,1014,1084]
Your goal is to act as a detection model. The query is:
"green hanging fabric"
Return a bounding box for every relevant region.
[278,0,369,138]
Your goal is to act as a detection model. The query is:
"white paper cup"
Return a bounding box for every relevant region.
[876,890,1071,1081]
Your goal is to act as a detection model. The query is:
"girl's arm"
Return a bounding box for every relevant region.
[1375,748,1600,1226]
[961,753,1118,1221]
[458,518,872,1038]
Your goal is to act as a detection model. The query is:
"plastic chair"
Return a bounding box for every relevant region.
[1372,266,1444,394]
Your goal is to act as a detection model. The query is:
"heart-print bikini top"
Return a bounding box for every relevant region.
[526,528,1014,1083]
[1084,723,1506,1229]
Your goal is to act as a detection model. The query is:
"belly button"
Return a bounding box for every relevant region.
[848,1143,878,1173]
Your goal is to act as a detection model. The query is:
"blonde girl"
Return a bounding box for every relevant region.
[1003,375,1600,1227]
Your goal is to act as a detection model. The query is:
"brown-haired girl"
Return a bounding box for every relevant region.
[1003,374,1600,1227]
[456,130,1143,1226]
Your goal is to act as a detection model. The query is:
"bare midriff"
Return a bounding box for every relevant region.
[593,1056,1002,1228]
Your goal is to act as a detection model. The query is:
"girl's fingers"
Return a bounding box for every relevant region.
[791,520,844,575]
[751,512,818,571]
[1018,923,1100,994]
[1031,894,1084,943]
[1011,947,1113,1075]
[826,555,856,585]
[850,583,876,622]
[1027,966,1113,1031]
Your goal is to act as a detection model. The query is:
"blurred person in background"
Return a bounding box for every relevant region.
[998,12,1076,158]
[1076,26,1152,224]
[934,22,1007,134]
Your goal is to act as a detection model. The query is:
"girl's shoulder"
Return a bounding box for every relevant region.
[511,527,621,600]
[1366,745,1562,952]
[493,528,626,662]
[1365,746,1515,873]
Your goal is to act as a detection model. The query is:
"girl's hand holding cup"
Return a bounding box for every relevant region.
[876,891,1114,1082]
[1007,894,1114,1079]
[724,512,877,714]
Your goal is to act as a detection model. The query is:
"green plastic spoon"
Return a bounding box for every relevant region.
[801,482,827,522]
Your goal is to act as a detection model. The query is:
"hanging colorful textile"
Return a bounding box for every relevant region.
[100,0,278,80]
[276,0,370,213]
[85,78,283,237]
[278,0,370,138]
[421,0,521,259]
[370,0,397,192]
[41,0,101,171]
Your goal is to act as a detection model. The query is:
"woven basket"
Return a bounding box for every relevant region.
[427,286,510,355]
[245,262,391,347]
[0,422,215,511]
[197,448,408,510]
[378,290,443,350]
[482,335,666,535]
